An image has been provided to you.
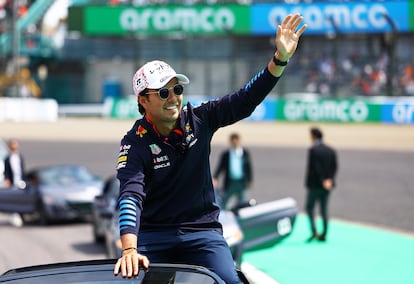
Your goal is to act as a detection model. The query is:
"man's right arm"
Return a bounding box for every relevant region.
[114,135,149,278]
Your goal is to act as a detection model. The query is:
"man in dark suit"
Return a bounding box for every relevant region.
[305,127,338,242]
[3,139,26,227]
[213,133,252,209]
[4,139,25,188]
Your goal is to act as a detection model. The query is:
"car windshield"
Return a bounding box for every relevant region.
[38,166,97,186]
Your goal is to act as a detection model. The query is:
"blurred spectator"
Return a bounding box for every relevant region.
[213,133,253,209]
[3,139,26,227]
[304,127,338,243]
[3,139,25,188]
[400,64,414,96]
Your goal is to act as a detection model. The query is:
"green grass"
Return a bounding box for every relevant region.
[243,215,414,284]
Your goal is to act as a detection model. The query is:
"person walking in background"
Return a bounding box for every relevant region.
[3,139,25,188]
[213,133,252,210]
[305,127,338,242]
[3,139,26,227]
[113,13,307,283]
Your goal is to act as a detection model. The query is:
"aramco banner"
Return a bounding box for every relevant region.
[104,96,414,124]
[80,5,250,36]
[276,98,382,123]
[69,1,413,36]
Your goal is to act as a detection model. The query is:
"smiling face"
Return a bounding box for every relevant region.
[138,78,182,135]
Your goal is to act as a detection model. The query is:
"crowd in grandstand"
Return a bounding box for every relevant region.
[298,50,414,97]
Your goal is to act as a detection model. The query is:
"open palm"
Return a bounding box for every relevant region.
[275,13,307,61]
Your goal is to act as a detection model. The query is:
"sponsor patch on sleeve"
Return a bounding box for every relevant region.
[117,144,131,169]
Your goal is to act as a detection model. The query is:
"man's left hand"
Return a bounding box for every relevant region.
[275,13,307,61]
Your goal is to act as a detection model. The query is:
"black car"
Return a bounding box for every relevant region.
[0,165,104,224]
[0,259,241,284]
[93,176,299,266]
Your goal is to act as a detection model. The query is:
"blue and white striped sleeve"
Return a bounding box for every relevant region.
[118,196,140,235]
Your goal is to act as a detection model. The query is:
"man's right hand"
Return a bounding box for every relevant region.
[322,179,333,191]
[113,249,150,278]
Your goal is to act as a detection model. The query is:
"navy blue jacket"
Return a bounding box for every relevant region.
[117,67,279,236]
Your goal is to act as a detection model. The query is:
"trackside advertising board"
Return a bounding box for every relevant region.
[79,5,250,36]
[276,98,381,123]
[251,1,410,35]
[104,96,414,124]
[68,1,414,36]
[275,97,414,124]
[381,99,414,124]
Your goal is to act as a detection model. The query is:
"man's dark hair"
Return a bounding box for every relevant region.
[138,89,147,115]
[310,127,323,139]
[229,133,240,141]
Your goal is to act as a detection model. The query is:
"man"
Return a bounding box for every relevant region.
[213,133,252,209]
[304,127,338,242]
[113,13,307,283]
[3,139,25,188]
[3,139,26,227]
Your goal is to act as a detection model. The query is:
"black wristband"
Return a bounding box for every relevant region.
[272,55,288,66]
[122,247,137,252]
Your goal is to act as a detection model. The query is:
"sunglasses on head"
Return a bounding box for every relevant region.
[146,84,184,100]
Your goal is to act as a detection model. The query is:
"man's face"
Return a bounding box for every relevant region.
[139,78,182,125]
[310,133,318,144]
[8,141,19,153]
[230,137,240,148]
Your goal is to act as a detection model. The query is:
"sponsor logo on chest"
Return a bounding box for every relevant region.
[149,144,171,170]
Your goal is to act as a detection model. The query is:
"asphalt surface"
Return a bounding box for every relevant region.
[0,216,106,272]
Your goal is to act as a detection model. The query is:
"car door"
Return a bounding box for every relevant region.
[0,261,228,284]
[234,197,298,252]
[0,185,37,214]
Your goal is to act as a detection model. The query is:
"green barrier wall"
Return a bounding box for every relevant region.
[105,96,141,119]
[276,98,382,123]
[105,96,414,125]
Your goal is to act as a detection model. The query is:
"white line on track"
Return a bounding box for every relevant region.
[241,262,280,284]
